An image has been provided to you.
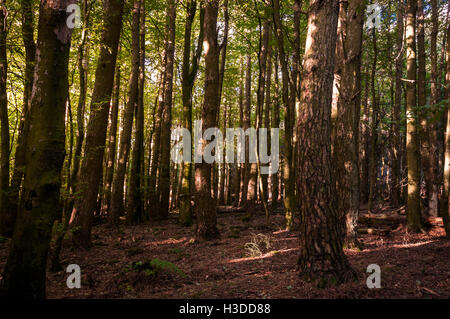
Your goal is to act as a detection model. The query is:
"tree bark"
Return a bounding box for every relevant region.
[331,0,365,249]
[296,0,355,285]
[194,0,220,240]
[70,0,125,247]
[0,0,75,298]
[405,0,422,232]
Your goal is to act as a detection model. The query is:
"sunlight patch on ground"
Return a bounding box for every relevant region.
[227,248,298,264]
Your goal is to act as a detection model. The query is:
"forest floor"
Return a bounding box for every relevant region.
[0,206,449,299]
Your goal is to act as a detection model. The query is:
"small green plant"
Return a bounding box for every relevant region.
[244,233,272,257]
[127,259,186,279]
[0,235,6,244]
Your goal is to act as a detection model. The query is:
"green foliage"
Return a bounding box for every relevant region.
[126,259,186,279]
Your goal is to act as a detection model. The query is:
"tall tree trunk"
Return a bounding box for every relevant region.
[296,0,355,285]
[240,54,251,208]
[102,63,121,216]
[426,0,439,216]
[180,0,204,225]
[0,0,9,236]
[271,52,280,211]
[71,0,91,191]
[405,0,422,232]
[263,31,272,206]
[70,0,125,247]
[126,0,145,224]
[272,0,295,231]
[331,0,365,249]
[157,0,176,220]
[5,0,36,237]
[194,0,220,240]
[0,0,75,299]
[441,23,450,237]
[368,27,378,212]
[392,1,404,207]
[110,0,141,226]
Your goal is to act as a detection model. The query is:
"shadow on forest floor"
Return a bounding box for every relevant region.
[0,206,449,299]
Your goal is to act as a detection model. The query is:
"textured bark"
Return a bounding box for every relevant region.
[296,0,355,285]
[239,54,251,208]
[126,0,145,224]
[0,0,9,236]
[405,0,422,232]
[110,0,141,226]
[263,31,272,206]
[180,0,204,225]
[331,0,364,248]
[391,1,404,207]
[5,0,36,237]
[0,0,75,299]
[70,0,125,247]
[157,0,176,220]
[194,0,220,240]
[272,0,295,231]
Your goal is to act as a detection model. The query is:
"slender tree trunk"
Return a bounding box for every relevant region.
[180,0,204,225]
[126,0,145,224]
[0,0,75,298]
[194,0,220,240]
[5,0,36,237]
[102,63,121,216]
[296,0,355,285]
[392,1,404,207]
[0,0,9,236]
[263,32,272,206]
[426,0,439,217]
[272,0,295,231]
[441,23,450,237]
[271,52,280,211]
[331,0,365,249]
[157,0,176,220]
[240,54,251,208]
[110,0,141,226]
[368,27,378,212]
[405,0,422,232]
[70,0,125,247]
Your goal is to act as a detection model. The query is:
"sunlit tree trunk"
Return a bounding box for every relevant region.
[194,0,220,240]
[296,0,355,285]
[405,0,422,232]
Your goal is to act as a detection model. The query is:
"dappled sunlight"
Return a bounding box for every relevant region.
[227,248,298,264]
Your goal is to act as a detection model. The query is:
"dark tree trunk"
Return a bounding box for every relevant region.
[70,0,125,247]
[0,0,75,299]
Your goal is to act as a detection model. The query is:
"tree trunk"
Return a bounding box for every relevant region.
[157,0,176,220]
[180,0,204,225]
[296,0,355,285]
[0,0,9,236]
[271,52,280,211]
[368,27,378,212]
[405,0,422,232]
[126,0,145,224]
[110,0,141,226]
[194,0,220,240]
[102,63,121,216]
[392,1,404,207]
[70,0,125,247]
[331,0,365,249]
[272,0,295,231]
[4,0,36,237]
[441,23,450,237]
[0,0,75,299]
